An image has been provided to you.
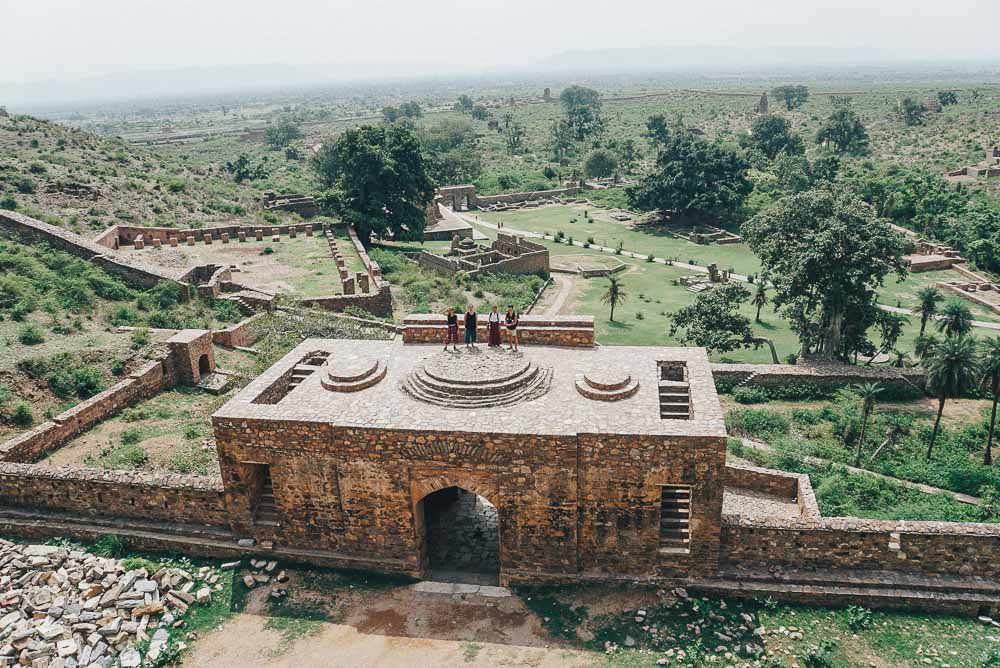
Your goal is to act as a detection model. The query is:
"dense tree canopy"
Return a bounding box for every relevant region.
[899,98,926,127]
[312,124,436,245]
[627,116,751,221]
[668,283,779,362]
[264,118,303,149]
[584,149,618,179]
[742,188,907,360]
[418,118,482,185]
[816,108,869,156]
[559,85,604,141]
[740,114,805,160]
[772,85,810,111]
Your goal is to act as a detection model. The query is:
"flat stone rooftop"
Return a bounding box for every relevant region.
[214,339,726,438]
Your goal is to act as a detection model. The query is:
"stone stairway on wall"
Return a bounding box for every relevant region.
[254,472,279,529]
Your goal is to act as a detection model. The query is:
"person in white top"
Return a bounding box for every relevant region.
[487,305,502,347]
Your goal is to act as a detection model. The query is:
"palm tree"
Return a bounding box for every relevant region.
[979,336,1000,466]
[889,349,912,368]
[914,333,940,361]
[868,313,908,365]
[924,335,980,460]
[854,382,882,467]
[912,286,944,336]
[752,284,768,322]
[601,275,627,322]
[935,300,974,338]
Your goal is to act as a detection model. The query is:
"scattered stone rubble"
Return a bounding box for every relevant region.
[0,540,221,668]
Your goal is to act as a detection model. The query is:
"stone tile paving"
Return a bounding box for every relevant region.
[722,486,802,520]
[215,338,726,438]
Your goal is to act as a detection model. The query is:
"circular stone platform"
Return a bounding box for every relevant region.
[402,349,552,409]
[321,356,387,393]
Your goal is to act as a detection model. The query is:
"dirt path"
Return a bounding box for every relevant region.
[542,274,575,316]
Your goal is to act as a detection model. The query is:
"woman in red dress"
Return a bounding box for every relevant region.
[487,305,502,347]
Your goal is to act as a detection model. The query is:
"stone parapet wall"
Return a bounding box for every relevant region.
[402,314,595,347]
[213,313,268,348]
[721,515,1000,579]
[96,222,323,249]
[298,284,393,318]
[0,462,227,527]
[711,363,925,391]
[476,186,580,207]
[0,211,187,291]
[0,360,169,463]
[722,463,819,519]
[345,225,389,291]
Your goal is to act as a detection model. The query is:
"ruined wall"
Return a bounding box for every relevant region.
[167,330,215,385]
[0,211,186,291]
[711,363,926,391]
[96,222,321,248]
[722,463,820,519]
[0,463,227,527]
[213,313,268,348]
[476,187,580,207]
[0,360,169,463]
[402,314,595,347]
[299,285,393,318]
[211,419,726,582]
[721,516,1000,579]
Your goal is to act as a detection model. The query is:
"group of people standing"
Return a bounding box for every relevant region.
[444,304,519,351]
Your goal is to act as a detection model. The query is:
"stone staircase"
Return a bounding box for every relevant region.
[685,283,711,294]
[659,381,691,419]
[287,351,330,391]
[254,471,279,529]
[575,372,640,402]
[402,360,553,409]
[659,486,692,551]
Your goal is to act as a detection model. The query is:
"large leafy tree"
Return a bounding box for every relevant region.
[899,98,927,127]
[668,283,779,363]
[265,117,303,149]
[772,85,810,111]
[816,108,869,156]
[419,118,482,185]
[559,85,604,141]
[627,117,751,222]
[312,124,436,246]
[742,188,907,361]
[740,114,805,160]
[924,335,979,460]
[584,149,618,179]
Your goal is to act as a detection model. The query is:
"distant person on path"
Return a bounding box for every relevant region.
[505,304,520,351]
[444,307,459,351]
[464,304,478,348]
[487,305,502,347]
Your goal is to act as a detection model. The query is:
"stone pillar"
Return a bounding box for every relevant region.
[305,226,314,237]
[152,238,161,249]
[221,233,230,243]
[238,231,246,242]
[343,277,355,295]
[204,234,213,245]
[187,236,196,246]
[255,229,263,241]
[169,236,178,248]
[133,240,144,250]
[357,272,370,293]
[271,234,281,242]
[289,227,297,239]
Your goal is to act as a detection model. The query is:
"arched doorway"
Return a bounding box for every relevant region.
[198,354,211,376]
[417,486,499,585]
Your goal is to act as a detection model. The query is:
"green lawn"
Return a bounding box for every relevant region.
[878,267,1000,323]
[478,204,763,276]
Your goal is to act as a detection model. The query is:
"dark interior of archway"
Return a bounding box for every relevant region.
[423,486,499,585]
[198,354,211,375]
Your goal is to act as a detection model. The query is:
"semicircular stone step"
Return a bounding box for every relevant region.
[583,370,632,392]
[410,364,539,398]
[326,357,380,383]
[575,375,640,402]
[402,366,552,410]
[321,360,387,393]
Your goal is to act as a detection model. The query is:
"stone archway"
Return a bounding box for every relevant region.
[412,474,500,584]
[198,354,211,376]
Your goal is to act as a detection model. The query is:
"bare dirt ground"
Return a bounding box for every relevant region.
[185,583,598,668]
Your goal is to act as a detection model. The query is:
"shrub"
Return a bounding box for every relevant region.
[211,299,243,323]
[130,328,150,347]
[17,324,44,345]
[725,408,790,439]
[120,427,142,445]
[91,534,128,558]
[48,365,104,399]
[0,193,16,210]
[148,310,183,329]
[108,305,138,327]
[732,386,770,404]
[10,402,34,427]
[262,246,274,255]
[845,605,873,631]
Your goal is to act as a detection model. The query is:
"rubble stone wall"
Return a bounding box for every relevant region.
[213,313,268,348]
[722,463,820,519]
[299,284,393,318]
[476,186,580,206]
[0,360,169,463]
[711,363,926,391]
[211,419,726,583]
[0,462,227,526]
[401,314,595,347]
[95,222,322,248]
[721,516,1000,579]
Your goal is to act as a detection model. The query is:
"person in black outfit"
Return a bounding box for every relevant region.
[505,304,519,351]
[464,304,478,348]
[444,307,459,351]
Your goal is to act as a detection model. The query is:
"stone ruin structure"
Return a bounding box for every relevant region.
[414,232,549,277]
[935,264,1000,316]
[261,190,319,217]
[680,263,730,294]
[945,144,1000,180]
[0,312,996,611]
[904,238,965,272]
[754,91,768,115]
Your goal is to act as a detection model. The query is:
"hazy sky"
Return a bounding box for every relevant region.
[4,0,1000,85]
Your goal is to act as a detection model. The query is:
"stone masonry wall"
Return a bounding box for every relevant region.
[721,516,1000,579]
[0,360,169,463]
[711,363,926,391]
[0,211,187,291]
[475,186,581,207]
[213,313,268,348]
[211,419,727,583]
[722,463,820,519]
[402,314,595,347]
[0,462,227,527]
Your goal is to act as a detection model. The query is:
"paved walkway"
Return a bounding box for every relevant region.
[741,438,982,506]
[542,273,574,316]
